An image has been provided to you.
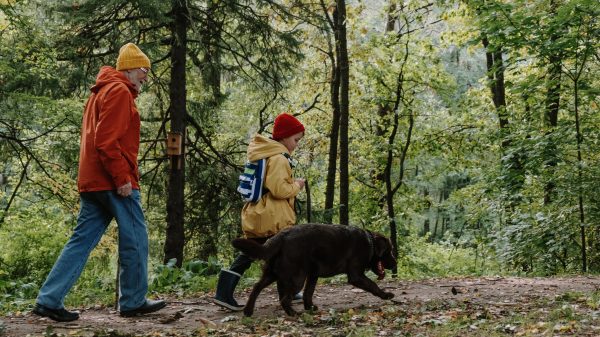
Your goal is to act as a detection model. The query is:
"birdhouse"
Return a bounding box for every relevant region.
[166,132,182,156]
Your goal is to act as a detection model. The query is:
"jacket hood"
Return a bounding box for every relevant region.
[247,133,289,162]
[90,66,137,97]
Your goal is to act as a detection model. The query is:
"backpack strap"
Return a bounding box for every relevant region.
[251,153,295,198]
[281,152,296,169]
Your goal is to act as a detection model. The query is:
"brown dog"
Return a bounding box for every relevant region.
[232,223,396,316]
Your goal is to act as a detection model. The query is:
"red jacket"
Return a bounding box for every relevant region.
[77,66,141,192]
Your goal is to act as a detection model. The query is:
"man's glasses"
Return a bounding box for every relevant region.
[140,67,149,74]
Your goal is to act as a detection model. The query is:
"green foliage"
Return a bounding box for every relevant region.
[0,203,75,312]
[585,290,600,310]
[0,280,37,313]
[0,203,74,282]
[149,257,222,294]
[396,232,500,278]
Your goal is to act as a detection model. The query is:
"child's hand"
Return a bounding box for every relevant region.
[295,178,306,190]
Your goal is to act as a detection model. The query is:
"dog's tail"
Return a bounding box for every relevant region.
[232,236,283,261]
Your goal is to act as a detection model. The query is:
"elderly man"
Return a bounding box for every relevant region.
[33,43,165,321]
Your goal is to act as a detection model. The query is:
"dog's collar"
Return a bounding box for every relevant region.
[365,230,375,261]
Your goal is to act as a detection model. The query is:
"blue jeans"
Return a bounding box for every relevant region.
[36,190,148,311]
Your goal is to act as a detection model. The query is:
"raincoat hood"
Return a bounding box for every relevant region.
[91,66,138,98]
[247,133,289,162]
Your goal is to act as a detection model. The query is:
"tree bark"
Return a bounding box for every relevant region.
[574,80,586,272]
[200,2,223,106]
[543,56,561,205]
[323,2,341,224]
[481,35,524,207]
[543,0,561,205]
[422,189,430,237]
[164,0,188,267]
[336,0,350,226]
[482,38,507,128]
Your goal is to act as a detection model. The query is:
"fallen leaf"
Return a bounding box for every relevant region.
[198,316,218,328]
[159,311,183,324]
[220,315,238,323]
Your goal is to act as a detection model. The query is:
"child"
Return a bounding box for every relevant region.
[214,113,306,310]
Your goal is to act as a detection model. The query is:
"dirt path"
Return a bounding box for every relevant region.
[4,276,600,336]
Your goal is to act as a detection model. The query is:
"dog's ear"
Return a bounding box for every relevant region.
[373,235,391,257]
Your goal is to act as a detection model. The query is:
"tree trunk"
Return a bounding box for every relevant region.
[422,189,430,237]
[432,191,444,242]
[543,56,560,205]
[432,216,439,242]
[573,73,586,272]
[336,0,350,226]
[575,82,586,272]
[481,35,524,207]
[543,1,561,205]
[200,2,223,106]
[164,0,188,267]
[323,3,340,224]
[381,1,411,275]
[483,44,508,128]
[198,0,223,260]
[372,3,397,208]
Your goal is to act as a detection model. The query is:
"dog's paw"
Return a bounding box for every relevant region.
[284,308,299,316]
[243,307,254,317]
[381,292,395,300]
[305,304,318,312]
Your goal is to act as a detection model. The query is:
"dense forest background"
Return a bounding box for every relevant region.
[1,0,599,310]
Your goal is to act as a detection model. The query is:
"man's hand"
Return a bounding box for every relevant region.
[117,182,132,197]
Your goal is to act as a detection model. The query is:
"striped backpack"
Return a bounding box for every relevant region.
[237,153,293,203]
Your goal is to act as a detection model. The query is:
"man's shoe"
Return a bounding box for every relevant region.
[32,303,79,322]
[120,299,166,317]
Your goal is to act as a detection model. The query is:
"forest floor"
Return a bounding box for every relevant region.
[4,276,600,337]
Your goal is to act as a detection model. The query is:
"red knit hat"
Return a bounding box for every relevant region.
[272,113,305,141]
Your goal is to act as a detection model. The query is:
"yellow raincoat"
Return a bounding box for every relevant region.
[241,134,301,238]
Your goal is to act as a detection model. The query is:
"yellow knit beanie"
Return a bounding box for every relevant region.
[116,43,151,71]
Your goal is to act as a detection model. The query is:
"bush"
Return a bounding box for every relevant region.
[0,204,74,283]
[396,232,501,278]
[150,257,222,294]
